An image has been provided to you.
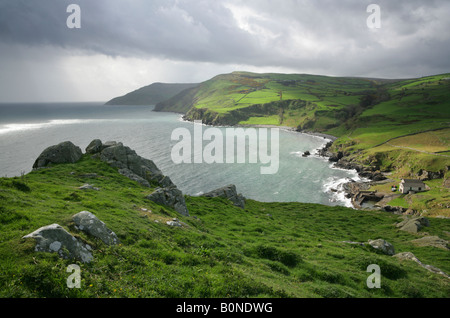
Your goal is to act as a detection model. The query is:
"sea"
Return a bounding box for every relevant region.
[0,102,363,207]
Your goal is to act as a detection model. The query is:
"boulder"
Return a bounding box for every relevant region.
[368,239,395,255]
[396,216,429,233]
[201,184,246,209]
[411,236,449,250]
[85,139,103,154]
[72,211,120,245]
[33,141,82,169]
[22,224,93,263]
[78,184,100,191]
[302,151,311,157]
[166,218,184,227]
[146,187,189,216]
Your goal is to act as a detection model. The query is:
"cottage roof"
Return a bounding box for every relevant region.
[401,179,425,186]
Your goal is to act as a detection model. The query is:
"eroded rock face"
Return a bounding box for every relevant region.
[201,184,246,209]
[22,224,93,263]
[72,211,119,245]
[33,141,82,169]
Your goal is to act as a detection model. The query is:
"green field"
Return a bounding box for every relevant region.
[0,155,449,298]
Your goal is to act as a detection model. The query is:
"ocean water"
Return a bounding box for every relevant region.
[0,103,362,207]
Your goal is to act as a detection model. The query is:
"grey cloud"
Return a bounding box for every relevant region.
[0,0,449,78]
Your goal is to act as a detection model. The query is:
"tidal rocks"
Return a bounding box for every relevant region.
[22,223,93,263]
[33,141,82,169]
[201,184,246,209]
[73,211,120,245]
[146,187,189,216]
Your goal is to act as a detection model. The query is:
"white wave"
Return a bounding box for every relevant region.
[0,119,116,135]
[322,176,354,208]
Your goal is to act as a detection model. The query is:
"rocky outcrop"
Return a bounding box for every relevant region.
[393,252,449,279]
[73,211,120,245]
[367,239,395,255]
[145,187,189,216]
[22,223,93,263]
[418,169,445,181]
[85,139,189,216]
[32,141,83,169]
[396,216,429,233]
[411,236,449,250]
[94,141,175,188]
[201,184,246,209]
[23,212,121,262]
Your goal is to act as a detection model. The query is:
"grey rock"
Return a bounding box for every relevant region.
[146,187,189,216]
[396,216,429,233]
[78,184,100,191]
[368,239,395,255]
[33,141,82,169]
[22,224,93,263]
[166,218,183,227]
[201,184,246,209]
[85,139,103,154]
[393,252,449,279]
[411,236,449,250]
[72,211,119,245]
[98,141,175,188]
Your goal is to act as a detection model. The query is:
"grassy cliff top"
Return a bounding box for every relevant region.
[0,154,449,298]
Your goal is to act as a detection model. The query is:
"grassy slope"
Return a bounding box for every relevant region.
[105,83,198,106]
[0,156,449,298]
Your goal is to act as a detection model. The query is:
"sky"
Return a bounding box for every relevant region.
[0,0,449,103]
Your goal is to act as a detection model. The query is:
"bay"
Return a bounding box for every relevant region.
[0,103,362,207]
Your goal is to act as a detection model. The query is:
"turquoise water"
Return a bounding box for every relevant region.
[0,103,361,206]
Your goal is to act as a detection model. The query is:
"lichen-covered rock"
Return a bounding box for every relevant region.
[201,184,246,209]
[146,187,189,216]
[72,211,119,245]
[368,239,395,255]
[22,224,93,263]
[32,141,82,169]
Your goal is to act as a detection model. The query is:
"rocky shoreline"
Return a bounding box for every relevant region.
[314,138,395,212]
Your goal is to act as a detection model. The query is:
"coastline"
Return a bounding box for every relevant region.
[178,114,370,209]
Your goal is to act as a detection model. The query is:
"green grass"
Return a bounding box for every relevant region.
[0,156,449,298]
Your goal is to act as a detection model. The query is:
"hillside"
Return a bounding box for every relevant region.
[105,82,198,106]
[154,71,450,216]
[0,141,449,298]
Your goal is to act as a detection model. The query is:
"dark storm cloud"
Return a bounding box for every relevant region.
[0,0,449,97]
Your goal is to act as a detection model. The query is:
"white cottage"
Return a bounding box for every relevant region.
[399,179,426,194]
